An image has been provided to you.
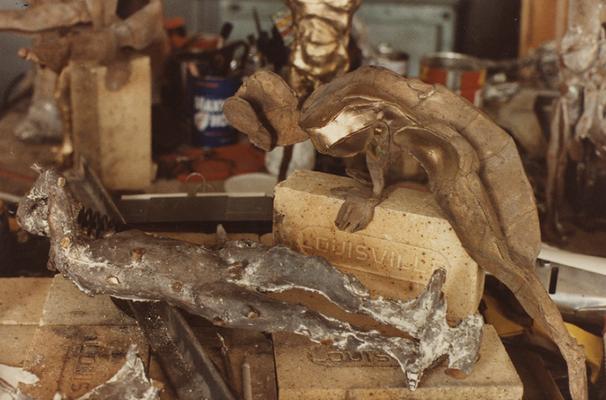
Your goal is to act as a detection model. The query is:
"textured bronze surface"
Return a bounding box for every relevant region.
[225,66,587,400]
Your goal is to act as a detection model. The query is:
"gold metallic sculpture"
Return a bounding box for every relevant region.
[225,66,588,400]
[285,0,361,98]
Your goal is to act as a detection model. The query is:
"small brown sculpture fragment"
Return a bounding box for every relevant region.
[224,66,587,400]
[17,169,484,391]
[0,0,167,153]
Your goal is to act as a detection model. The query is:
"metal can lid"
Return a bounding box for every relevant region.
[421,52,483,71]
[376,43,410,61]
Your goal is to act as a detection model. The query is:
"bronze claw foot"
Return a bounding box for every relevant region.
[332,186,381,233]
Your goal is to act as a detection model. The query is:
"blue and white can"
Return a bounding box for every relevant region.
[191,76,241,147]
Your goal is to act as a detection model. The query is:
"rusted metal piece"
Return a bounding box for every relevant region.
[224,66,587,400]
[17,169,483,391]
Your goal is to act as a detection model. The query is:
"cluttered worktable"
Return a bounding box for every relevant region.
[0,71,605,400]
[1,0,606,399]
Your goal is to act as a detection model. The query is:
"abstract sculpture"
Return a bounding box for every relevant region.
[224,66,587,400]
[17,168,484,391]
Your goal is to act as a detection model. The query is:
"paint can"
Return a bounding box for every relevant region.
[370,43,409,76]
[420,52,485,106]
[191,76,240,147]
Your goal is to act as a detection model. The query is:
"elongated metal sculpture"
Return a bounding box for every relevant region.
[17,168,483,391]
[224,66,587,400]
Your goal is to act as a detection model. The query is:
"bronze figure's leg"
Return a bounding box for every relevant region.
[221,243,483,344]
[334,130,390,232]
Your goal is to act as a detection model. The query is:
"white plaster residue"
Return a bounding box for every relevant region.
[0,363,38,400]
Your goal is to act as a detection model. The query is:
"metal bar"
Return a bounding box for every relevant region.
[127,301,236,400]
[67,160,236,400]
[118,194,273,224]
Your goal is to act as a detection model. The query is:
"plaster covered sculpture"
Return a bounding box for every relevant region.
[224,66,587,400]
[16,168,484,391]
[0,0,167,148]
[547,0,606,234]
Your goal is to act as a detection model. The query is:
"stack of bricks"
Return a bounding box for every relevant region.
[271,170,522,399]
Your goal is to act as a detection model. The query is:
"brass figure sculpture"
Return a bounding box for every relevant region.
[269,0,361,180]
[224,66,587,400]
[285,0,361,98]
[17,168,484,391]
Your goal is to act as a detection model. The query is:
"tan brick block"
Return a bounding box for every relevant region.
[40,275,134,326]
[71,56,153,190]
[0,326,37,366]
[274,170,484,320]
[21,325,149,399]
[273,325,522,400]
[0,278,52,325]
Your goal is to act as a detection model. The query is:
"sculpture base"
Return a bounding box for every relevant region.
[273,325,522,400]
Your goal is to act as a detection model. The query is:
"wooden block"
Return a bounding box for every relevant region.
[71,56,153,190]
[40,275,134,326]
[0,278,52,325]
[274,170,484,320]
[21,325,149,399]
[273,325,522,400]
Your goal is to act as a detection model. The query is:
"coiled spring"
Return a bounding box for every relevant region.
[77,207,117,238]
